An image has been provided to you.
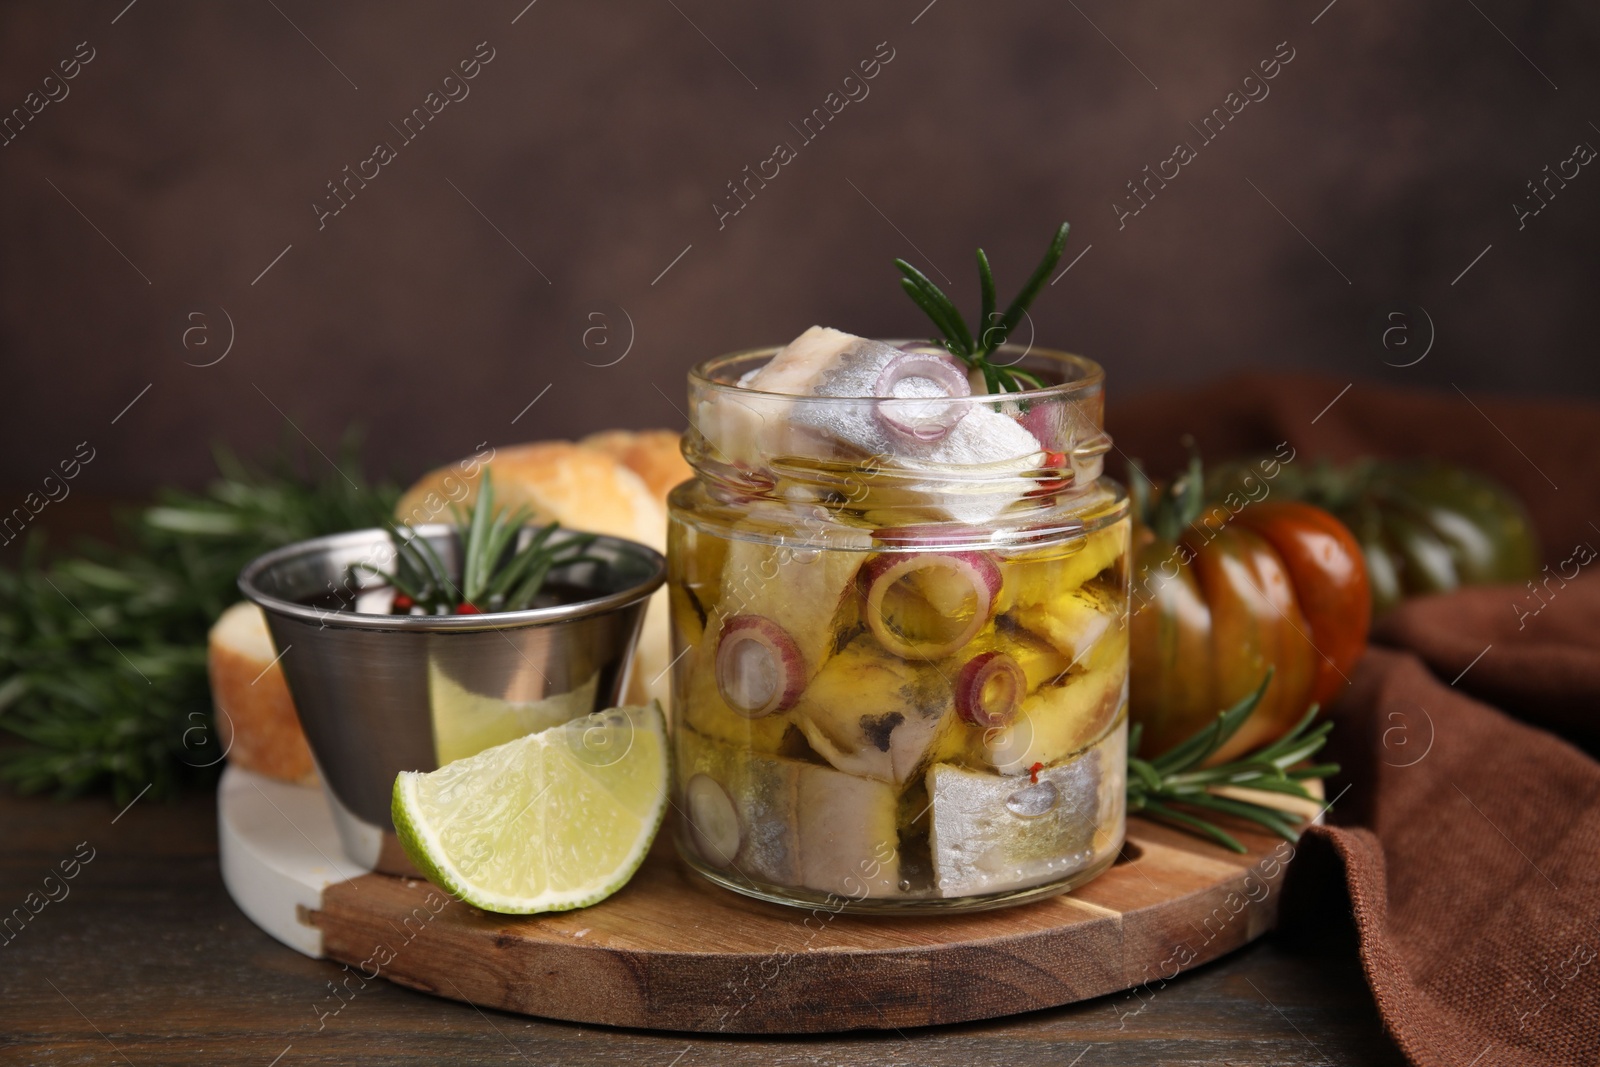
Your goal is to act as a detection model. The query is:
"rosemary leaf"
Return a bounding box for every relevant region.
[1139,798,1248,854]
[484,524,558,602]
[995,221,1070,342]
[897,279,964,355]
[1127,757,1164,793]
[403,528,457,607]
[894,221,1074,394]
[1166,791,1304,842]
[1256,704,1322,757]
[354,563,423,602]
[895,260,975,356]
[1126,669,1341,852]
[1288,763,1342,781]
[463,472,495,599]
[1150,673,1273,775]
[1007,367,1045,390]
[976,248,997,350]
[506,557,555,611]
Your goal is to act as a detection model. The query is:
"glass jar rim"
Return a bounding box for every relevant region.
[681,338,1116,525]
[688,341,1104,404]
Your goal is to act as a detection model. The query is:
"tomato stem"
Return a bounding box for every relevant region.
[1129,437,1209,542]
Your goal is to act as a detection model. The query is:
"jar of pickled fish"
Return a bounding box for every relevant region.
[666,328,1130,912]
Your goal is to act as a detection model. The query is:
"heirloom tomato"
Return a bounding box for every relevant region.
[1129,453,1370,763]
[1209,458,1538,618]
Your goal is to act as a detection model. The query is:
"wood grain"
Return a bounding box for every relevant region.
[0,788,1404,1065]
[311,814,1300,1034]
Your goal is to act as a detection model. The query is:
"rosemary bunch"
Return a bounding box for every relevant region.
[895,221,1072,393]
[360,471,602,615]
[0,432,397,802]
[1127,672,1340,853]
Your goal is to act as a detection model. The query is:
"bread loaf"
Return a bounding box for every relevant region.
[396,440,665,553]
[209,600,317,784]
[577,431,687,707]
[581,429,692,505]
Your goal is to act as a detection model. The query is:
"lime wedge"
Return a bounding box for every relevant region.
[392,703,668,914]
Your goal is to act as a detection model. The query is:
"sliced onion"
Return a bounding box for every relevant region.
[895,342,964,362]
[715,614,807,717]
[1017,401,1059,450]
[956,651,1026,728]
[860,551,1000,660]
[686,773,742,867]
[873,350,972,443]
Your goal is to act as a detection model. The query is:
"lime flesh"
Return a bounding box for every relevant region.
[392,703,668,914]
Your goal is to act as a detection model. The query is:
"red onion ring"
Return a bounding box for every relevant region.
[873,350,972,443]
[714,614,807,717]
[956,651,1026,728]
[859,550,1000,660]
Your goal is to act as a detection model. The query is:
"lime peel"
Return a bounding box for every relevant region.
[392,702,668,914]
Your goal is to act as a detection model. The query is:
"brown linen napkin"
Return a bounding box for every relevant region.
[1373,575,1600,759]
[1113,376,1600,1066]
[1310,633,1600,1067]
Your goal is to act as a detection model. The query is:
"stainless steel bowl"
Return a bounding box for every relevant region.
[238,525,666,873]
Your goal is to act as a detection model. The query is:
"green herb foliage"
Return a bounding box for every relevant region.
[1126,671,1340,853]
[1126,437,1208,543]
[894,221,1071,394]
[0,432,397,803]
[360,471,603,614]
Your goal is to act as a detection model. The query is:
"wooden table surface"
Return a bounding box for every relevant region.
[1,787,1407,1066]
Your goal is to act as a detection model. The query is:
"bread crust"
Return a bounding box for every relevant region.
[208,602,317,784]
[397,440,665,551]
[581,429,691,507]
[579,430,687,708]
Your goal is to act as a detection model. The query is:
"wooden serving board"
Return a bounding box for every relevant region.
[222,767,1299,1036]
[219,765,1306,1034]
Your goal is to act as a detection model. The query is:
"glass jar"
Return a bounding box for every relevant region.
[666,342,1129,913]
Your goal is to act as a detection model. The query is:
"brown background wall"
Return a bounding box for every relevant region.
[1,1,1596,499]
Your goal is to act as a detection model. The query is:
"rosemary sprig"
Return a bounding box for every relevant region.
[894,221,1071,393]
[1126,671,1339,853]
[0,431,398,802]
[358,470,603,614]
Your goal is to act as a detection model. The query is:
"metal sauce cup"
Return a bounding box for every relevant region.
[239,525,665,873]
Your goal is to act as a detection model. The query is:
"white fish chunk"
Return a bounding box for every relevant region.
[678,724,802,885]
[701,327,1046,522]
[710,501,870,676]
[795,762,900,898]
[1009,584,1120,666]
[677,725,901,898]
[986,664,1127,774]
[926,747,1103,898]
[790,635,958,785]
